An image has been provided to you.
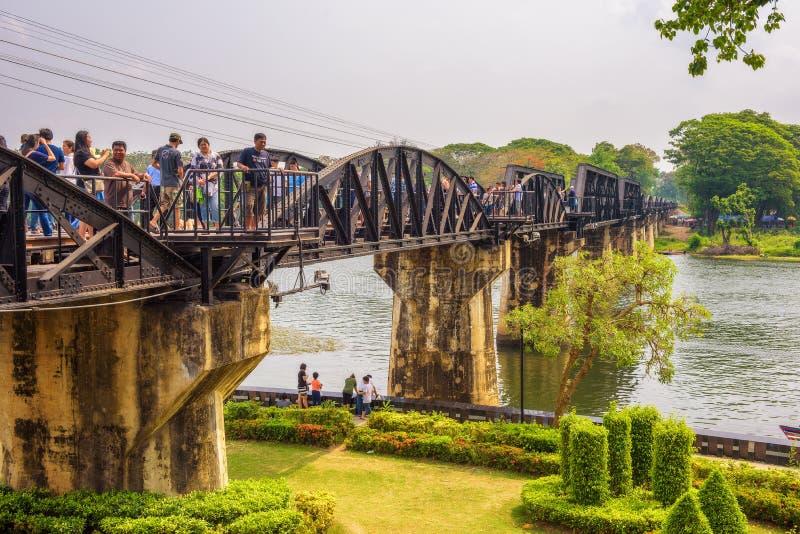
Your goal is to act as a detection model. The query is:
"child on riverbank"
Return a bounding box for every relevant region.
[310,372,323,406]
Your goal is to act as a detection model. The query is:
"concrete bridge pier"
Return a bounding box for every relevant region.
[0,286,271,494]
[374,242,509,405]
[496,230,581,344]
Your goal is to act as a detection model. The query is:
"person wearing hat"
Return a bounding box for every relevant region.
[150,133,184,231]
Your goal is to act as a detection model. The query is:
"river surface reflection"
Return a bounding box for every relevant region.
[242,254,799,438]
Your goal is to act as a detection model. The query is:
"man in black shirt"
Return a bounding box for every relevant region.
[297,363,309,409]
[236,133,270,230]
[150,133,184,231]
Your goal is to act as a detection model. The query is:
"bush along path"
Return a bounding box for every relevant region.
[0,479,334,534]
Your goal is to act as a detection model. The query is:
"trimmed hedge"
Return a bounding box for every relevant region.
[603,406,633,497]
[224,509,305,534]
[225,420,336,447]
[557,411,583,489]
[698,470,748,534]
[0,479,334,533]
[652,418,695,506]
[346,428,559,476]
[662,491,712,534]
[99,515,210,533]
[621,405,661,486]
[224,402,354,442]
[366,410,560,452]
[521,476,666,533]
[569,420,609,505]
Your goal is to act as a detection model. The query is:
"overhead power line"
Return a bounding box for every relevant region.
[0,53,365,148]
[0,9,435,148]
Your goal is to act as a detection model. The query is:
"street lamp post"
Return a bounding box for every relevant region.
[520,333,525,423]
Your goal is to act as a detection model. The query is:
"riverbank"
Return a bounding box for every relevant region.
[655,224,800,260]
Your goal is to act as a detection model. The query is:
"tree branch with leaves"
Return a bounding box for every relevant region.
[656,0,785,76]
[503,243,710,425]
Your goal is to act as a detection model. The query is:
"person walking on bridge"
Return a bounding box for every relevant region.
[236,133,270,230]
[150,133,184,232]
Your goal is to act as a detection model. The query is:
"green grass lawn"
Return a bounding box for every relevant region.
[226,441,784,534]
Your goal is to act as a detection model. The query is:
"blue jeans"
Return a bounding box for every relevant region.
[198,192,219,224]
[356,395,362,415]
[25,193,53,236]
[311,390,321,406]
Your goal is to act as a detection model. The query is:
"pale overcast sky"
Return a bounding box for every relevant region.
[1,1,799,171]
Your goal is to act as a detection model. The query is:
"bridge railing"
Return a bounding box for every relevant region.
[29,169,321,240]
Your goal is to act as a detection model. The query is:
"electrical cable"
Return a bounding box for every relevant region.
[0,10,435,147]
[0,53,364,148]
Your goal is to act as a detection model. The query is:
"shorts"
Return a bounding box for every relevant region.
[342,392,353,406]
[159,186,183,215]
[244,182,266,218]
[298,386,308,395]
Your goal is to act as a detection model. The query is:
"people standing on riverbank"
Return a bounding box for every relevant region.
[357,375,377,420]
[310,372,323,406]
[297,363,309,409]
[342,373,356,411]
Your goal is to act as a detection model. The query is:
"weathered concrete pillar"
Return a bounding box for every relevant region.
[583,225,613,258]
[646,218,656,250]
[374,242,509,405]
[0,285,270,494]
[496,230,581,344]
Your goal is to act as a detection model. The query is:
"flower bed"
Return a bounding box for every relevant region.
[345,428,559,477]
[521,475,666,533]
[224,401,354,446]
[0,479,334,533]
[366,410,560,452]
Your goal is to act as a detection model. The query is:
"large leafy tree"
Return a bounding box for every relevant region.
[588,141,624,176]
[711,183,756,246]
[667,112,800,230]
[656,0,785,76]
[504,244,709,424]
[616,143,660,195]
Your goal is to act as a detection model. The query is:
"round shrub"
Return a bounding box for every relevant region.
[602,405,632,496]
[663,491,712,534]
[569,420,609,505]
[557,411,584,489]
[294,491,335,533]
[224,400,260,421]
[652,418,695,506]
[621,404,661,486]
[697,470,748,534]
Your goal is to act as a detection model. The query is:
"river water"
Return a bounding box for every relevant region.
[242,254,800,438]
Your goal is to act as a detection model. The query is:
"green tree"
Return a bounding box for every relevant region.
[656,1,785,76]
[667,113,800,231]
[503,244,710,424]
[710,183,756,246]
[588,141,624,176]
[433,142,496,176]
[616,143,660,194]
[656,171,681,203]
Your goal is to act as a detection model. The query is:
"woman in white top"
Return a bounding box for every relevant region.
[190,137,223,230]
[357,375,378,420]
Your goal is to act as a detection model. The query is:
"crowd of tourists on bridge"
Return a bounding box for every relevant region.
[0,128,313,236]
[295,363,380,419]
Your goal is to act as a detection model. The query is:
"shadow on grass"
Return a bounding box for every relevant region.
[227,440,336,479]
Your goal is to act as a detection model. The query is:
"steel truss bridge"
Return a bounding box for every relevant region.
[0,145,675,308]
